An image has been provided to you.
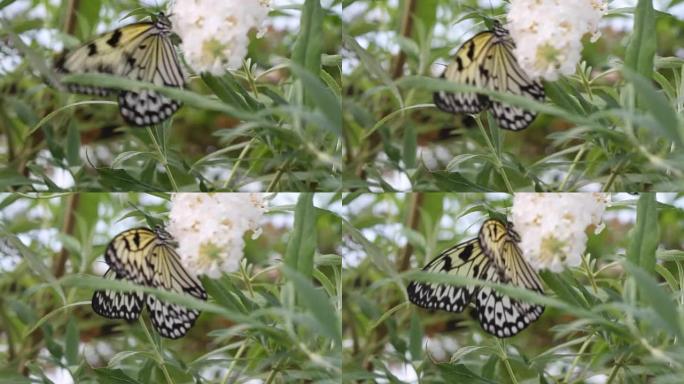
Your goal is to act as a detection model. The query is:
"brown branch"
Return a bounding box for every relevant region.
[53,194,80,277]
[397,192,424,272]
[64,0,80,35]
[390,0,417,79]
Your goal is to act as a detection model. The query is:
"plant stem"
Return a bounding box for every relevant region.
[602,156,628,192]
[223,138,255,189]
[139,318,175,384]
[146,127,178,191]
[559,143,587,191]
[564,334,595,383]
[221,340,248,384]
[606,353,626,384]
[242,60,260,99]
[477,119,513,193]
[497,339,519,384]
[266,157,294,192]
[581,254,599,294]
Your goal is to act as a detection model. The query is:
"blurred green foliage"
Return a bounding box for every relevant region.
[343,0,684,192]
[0,192,342,382]
[342,193,684,382]
[0,0,342,192]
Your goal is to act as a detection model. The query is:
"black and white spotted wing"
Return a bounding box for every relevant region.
[93,226,207,339]
[407,238,489,313]
[145,244,207,339]
[92,268,145,321]
[433,21,544,131]
[407,219,545,338]
[55,12,185,126]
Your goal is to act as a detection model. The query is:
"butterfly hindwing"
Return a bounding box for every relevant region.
[433,31,496,115]
[92,268,145,321]
[94,226,206,339]
[487,41,544,130]
[118,29,185,126]
[408,219,544,338]
[407,238,490,313]
[434,22,544,131]
[145,244,207,339]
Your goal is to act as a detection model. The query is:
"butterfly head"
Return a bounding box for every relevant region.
[153,12,173,32]
[153,225,177,245]
[504,221,521,243]
[491,20,510,39]
[479,219,520,244]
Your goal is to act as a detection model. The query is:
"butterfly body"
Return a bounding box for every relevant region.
[92,226,207,339]
[407,219,544,338]
[55,13,185,126]
[434,22,544,131]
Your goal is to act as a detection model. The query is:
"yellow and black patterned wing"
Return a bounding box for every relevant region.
[55,22,153,96]
[434,22,544,131]
[103,227,158,284]
[145,244,207,339]
[407,238,490,312]
[116,21,185,126]
[475,219,544,337]
[433,31,496,115]
[55,13,185,126]
[92,268,145,321]
[484,30,544,130]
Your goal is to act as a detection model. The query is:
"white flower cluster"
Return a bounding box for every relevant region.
[170,0,271,75]
[507,0,607,81]
[511,193,609,272]
[168,193,266,278]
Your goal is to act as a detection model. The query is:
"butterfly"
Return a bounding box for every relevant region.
[407,219,544,338]
[55,12,185,127]
[433,21,544,131]
[92,226,207,339]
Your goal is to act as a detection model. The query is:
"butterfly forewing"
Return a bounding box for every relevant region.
[118,29,185,126]
[407,219,544,338]
[55,14,185,126]
[434,22,544,131]
[145,245,207,339]
[104,228,158,283]
[94,227,206,339]
[433,31,496,115]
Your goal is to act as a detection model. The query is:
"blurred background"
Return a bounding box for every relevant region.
[341,193,684,382]
[342,0,684,191]
[0,0,342,191]
[0,192,343,383]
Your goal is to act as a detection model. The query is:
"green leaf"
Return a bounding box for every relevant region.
[436,364,497,384]
[284,193,317,278]
[627,193,659,272]
[292,0,323,75]
[96,168,164,192]
[93,368,143,384]
[540,270,587,309]
[624,261,682,339]
[282,266,341,345]
[0,168,33,189]
[432,171,492,192]
[408,311,423,360]
[290,63,342,135]
[201,73,259,112]
[65,317,79,365]
[403,124,417,169]
[625,0,656,80]
[66,123,81,167]
[622,68,682,147]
